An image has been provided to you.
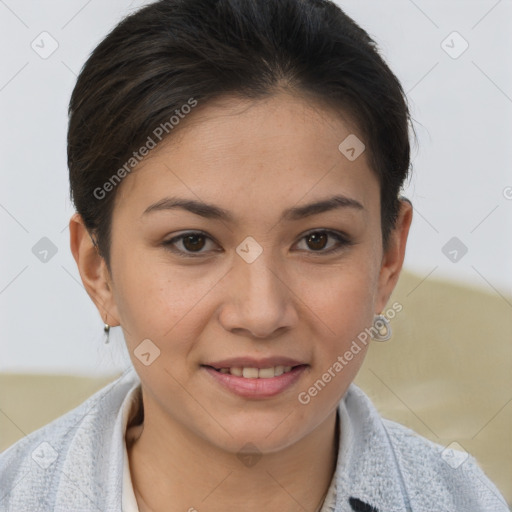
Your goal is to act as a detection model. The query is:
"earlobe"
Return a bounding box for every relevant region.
[375,199,413,313]
[69,213,120,327]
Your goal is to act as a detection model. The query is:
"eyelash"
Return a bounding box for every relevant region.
[162,229,353,258]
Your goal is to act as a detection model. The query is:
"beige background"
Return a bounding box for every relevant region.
[1,269,511,505]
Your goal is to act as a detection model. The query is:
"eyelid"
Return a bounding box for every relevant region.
[163,230,220,258]
[163,229,353,257]
[301,228,349,240]
[297,229,353,254]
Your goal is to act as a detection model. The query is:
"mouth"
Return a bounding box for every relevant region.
[202,364,307,379]
[200,363,309,399]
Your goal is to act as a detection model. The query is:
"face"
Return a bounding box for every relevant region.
[74,92,410,455]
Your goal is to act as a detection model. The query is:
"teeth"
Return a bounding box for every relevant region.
[242,367,259,378]
[216,365,296,378]
[258,367,275,378]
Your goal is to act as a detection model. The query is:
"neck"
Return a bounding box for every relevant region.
[126,390,340,512]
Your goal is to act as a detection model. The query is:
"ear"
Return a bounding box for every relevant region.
[69,212,120,326]
[374,198,413,313]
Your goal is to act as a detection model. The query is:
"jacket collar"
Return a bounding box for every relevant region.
[53,368,138,510]
[333,384,411,512]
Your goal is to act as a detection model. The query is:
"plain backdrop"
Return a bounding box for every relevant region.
[1,0,511,375]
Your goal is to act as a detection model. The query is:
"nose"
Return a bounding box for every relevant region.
[217,252,298,339]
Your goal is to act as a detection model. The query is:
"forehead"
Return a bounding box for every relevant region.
[113,92,377,222]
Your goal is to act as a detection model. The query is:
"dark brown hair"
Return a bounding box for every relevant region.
[68,0,414,272]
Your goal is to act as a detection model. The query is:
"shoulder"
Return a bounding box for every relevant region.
[343,385,509,511]
[382,416,509,511]
[0,369,139,511]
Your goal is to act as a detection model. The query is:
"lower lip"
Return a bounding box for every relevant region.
[202,365,308,399]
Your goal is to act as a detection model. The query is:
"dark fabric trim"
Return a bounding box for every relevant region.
[349,497,379,512]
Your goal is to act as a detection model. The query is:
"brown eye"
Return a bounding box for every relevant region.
[182,234,206,252]
[305,232,328,251]
[296,230,352,254]
[162,231,218,257]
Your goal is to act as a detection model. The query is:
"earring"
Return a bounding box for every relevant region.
[370,314,391,342]
[104,323,111,344]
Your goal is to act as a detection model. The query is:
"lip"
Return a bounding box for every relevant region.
[202,364,309,399]
[203,356,305,370]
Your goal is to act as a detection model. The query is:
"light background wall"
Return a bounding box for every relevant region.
[1,0,511,375]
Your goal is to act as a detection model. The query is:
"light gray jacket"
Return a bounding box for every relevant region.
[0,368,509,511]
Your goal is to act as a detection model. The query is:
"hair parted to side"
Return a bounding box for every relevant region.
[68,0,415,273]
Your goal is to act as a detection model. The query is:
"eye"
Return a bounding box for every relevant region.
[295,230,353,254]
[162,231,219,257]
[162,229,352,258]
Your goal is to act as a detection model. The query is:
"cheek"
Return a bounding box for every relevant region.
[302,258,378,341]
[296,266,376,405]
[112,250,220,349]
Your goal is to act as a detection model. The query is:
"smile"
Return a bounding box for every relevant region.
[208,365,296,378]
[201,364,309,398]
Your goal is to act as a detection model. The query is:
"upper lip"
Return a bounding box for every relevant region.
[203,356,307,370]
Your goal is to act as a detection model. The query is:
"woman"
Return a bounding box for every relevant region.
[0,0,508,511]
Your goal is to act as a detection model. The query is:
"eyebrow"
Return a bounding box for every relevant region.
[142,194,364,222]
